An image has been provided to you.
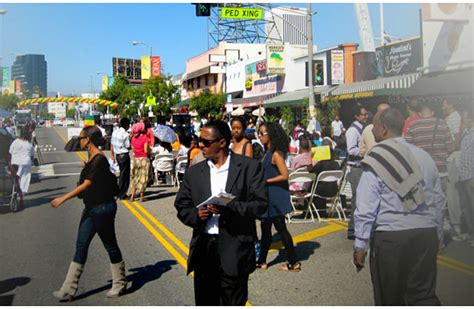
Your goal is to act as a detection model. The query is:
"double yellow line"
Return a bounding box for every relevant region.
[327,219,474,277]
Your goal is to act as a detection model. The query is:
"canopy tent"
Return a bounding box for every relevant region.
[17,97,120,108]
[0,109,13,118]
[404,68,473,97]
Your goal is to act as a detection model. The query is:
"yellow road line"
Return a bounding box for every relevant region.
[52,126,87,161]
[269,222,346,252]
[437,259,474,277]
[132,201,190,255]
[438,255,474,272]
[121,199,189,269]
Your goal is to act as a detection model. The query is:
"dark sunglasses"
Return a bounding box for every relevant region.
[199,137,218,147]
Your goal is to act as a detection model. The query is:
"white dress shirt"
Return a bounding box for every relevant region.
[111,127,130,155]
[9,139,34,165]
[204,153,231,234]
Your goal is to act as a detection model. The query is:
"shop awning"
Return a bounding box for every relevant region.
[328,73,421,100]
[265,86,333,108]
[230,93,279,108]
[404,68,473,97]
[184,66,212,81]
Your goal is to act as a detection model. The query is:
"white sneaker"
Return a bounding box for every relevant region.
[452,234,469,241]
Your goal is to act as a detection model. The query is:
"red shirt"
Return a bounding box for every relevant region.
[132,135,148,158]
[402,114,421,137]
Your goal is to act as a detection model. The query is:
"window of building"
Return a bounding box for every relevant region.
[205,74,209,86]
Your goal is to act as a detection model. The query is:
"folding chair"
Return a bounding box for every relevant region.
[287,171,317,223]
[153,153,175,186]
[174,156,188,188]
[311,170,346,222]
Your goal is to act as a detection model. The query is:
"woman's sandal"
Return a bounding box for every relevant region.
[277,262,301,272]
[256,263,268,270]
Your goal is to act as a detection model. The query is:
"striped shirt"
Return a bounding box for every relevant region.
[405,117,454,173]
[445,111,461,140]
[460,128,474,181]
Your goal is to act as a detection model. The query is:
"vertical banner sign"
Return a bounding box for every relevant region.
[151,56,161,77]
[102,76,109,91]
[141,56,151,79]
[15,80,22,93]
[330,50,345,84]
[2,67,9,87]
[108,76,115,87]
[266,44,285,75]
[9,80,15,94]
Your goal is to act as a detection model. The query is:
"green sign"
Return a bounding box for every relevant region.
[221,8,263,20]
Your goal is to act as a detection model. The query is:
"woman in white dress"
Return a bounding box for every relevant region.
[9,127,34,194]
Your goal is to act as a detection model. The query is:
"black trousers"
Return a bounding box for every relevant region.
[193,234,249,306]
[116,153,130,199]
[347,165,363,237]
[257,216,297,265]
[370,228,441,306]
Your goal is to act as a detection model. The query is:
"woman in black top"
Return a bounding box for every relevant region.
[50,126,126,301]
[230,116,253,158]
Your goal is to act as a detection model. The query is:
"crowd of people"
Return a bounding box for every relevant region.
[3,98,470,306]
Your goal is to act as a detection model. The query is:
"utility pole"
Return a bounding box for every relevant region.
[307,3,316,119]
[380,3,385,45]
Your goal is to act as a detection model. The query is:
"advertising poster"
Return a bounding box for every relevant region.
[244,60,284,98]
[141,56,151,79]
[15,80,22,93]
[9,80,14,94]
[151,56,161,77]
[330,50,344,84]
[266,44,285,75]
[102,76,109,91]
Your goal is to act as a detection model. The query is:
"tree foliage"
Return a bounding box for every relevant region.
[315,98,340,136]
[0,95,20,111]
[66,109,76,118]
[99,75,180,119]
[189,91,225,118]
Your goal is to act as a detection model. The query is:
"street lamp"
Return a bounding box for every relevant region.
[132,40,152,58]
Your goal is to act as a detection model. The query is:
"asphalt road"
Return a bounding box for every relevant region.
[0,126,473,306]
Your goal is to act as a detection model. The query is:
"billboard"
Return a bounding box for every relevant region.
[330,50,344,84]
[9,80,14,94]
[244,60,284,98]
[102,76,109,91]
[151,56,161,77]
[1,67,9,87]
[141,56,151,79]
[15,80,22,93]
[112,57,142,80]
[421,4,473,72]
[266,44,285,75]
[375,37,422,77]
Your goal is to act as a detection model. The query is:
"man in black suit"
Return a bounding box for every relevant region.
[175,120,267,306]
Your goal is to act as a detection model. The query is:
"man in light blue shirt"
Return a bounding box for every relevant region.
[353,108,444,305]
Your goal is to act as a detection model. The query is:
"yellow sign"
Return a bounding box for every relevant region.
[102,76,109,91]
[146,94,156,107]
[141,56,151,80]
[9,80,15,94]
[311,145,331,161]
[221,8,263,20]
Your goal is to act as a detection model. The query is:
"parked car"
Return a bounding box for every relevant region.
[65,118,75,126]
[53,118,63,126]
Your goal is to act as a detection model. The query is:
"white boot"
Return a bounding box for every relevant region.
[53,261,84,301]
[106,261,127,298]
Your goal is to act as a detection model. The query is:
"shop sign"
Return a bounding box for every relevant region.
[266,44,285,75]
[376,38,422,77]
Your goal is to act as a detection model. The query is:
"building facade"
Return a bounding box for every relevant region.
[11,54,48,96]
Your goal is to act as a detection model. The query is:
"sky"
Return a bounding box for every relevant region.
[0,2,421,95]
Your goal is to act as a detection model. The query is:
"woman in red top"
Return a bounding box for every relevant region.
[130,122,150,201]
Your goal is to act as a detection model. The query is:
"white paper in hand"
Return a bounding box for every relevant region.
[196,192,236,208]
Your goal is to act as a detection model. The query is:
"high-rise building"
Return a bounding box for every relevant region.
[265,7,308,46]
[11,54,48,96]
[112,57,141,80]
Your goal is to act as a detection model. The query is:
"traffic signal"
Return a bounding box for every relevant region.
[195,3,211,16]
[315,60,324,85]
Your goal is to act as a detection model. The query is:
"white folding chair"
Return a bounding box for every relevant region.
[174,155,188,188]
[153,153,175,186]
[287,171,317,224]
[311,170,346,222]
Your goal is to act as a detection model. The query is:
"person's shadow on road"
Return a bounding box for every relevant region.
[267,241,320,267]
[73,260,177,300]
[0,277,31,305]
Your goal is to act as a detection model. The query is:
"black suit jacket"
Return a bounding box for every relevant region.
[174,152,267,277]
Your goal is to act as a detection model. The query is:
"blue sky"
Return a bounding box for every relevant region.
[0,3,421,95]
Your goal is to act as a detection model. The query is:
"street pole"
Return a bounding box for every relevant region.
[307,3,316,119]
[380,3,384,45]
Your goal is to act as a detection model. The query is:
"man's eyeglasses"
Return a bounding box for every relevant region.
[199,137,218,147]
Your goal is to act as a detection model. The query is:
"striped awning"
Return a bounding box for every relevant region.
[265,86,334,108]
[330,73,421,98]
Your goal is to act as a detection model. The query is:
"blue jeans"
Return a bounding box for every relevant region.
[73,201,123,264]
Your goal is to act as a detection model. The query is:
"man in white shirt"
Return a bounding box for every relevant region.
[330,114,345,144]
[110,118,131,199]
[175,120,267,306]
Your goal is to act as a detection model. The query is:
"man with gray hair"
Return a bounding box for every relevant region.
[353,108,444,305]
